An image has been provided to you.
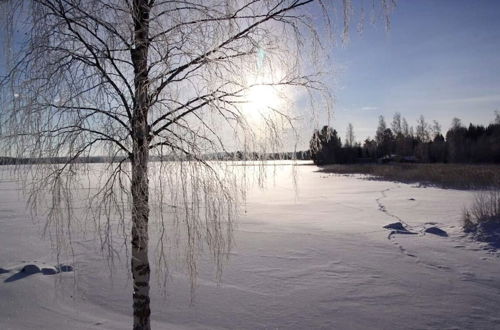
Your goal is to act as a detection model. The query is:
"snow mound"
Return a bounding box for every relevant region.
[22,264,41,274]
[383,222,417,238]
[467,222,500,249]
[424,226,448,237]
[4,264,41,282]
[57,264,73,272]
[383,222,406,231]
[2,263,73,283]
[383,222,416,234]
[41,267,58,275]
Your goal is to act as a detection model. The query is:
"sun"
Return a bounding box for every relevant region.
[242,83,283,124]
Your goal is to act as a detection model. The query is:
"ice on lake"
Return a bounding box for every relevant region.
[1,162,499,329]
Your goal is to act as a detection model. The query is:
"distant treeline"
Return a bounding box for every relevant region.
[310,112,500,165]
[0,151,311,166]
[0,156,122,166]
[217,150,310,161]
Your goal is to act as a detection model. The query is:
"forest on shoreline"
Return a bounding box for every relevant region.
[310,112,500,165]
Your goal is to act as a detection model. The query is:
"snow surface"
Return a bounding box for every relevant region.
[1,162,500,329]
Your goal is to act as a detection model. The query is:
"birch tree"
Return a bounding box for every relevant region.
[416,115,430,143]
[375,115,387,145]
[345,122,355,147]
[0,0,394,329]
[391,112,402,136]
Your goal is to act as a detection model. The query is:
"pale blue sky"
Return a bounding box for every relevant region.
[2,1,499,151]
[325,0,500,145]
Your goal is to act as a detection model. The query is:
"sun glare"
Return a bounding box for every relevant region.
[242,83,283,124]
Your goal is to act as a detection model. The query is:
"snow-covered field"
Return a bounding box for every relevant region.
[1,162,500,330]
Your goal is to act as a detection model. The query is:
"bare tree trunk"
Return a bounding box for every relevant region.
[131,1,151,329]
[131,137,150,330]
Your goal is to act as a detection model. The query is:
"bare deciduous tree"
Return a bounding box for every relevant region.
[451,117,462,130]
[391,112,401,136]
[375,115,387,145]
[416,114,430,143]
[345,122,355,147]
[401,117,410,137]
[494,110,500,125]
[0,0,394,329]
[431,120,442,140]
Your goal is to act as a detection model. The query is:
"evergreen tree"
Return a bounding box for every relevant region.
[310,126,342,165]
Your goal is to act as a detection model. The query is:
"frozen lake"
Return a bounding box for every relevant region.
[1,162,499,329]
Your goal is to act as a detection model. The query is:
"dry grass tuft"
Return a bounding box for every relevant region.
[319,163,500,190]
[462,190,500,248]
[463,190,500,230]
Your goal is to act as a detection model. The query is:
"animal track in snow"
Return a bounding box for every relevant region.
[377,187,450,266]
